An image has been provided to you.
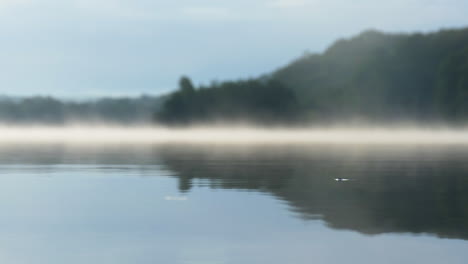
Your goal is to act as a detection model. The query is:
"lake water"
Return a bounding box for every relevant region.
[0,143,467,264]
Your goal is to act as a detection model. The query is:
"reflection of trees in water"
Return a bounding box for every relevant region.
[158,145,468,240]
[1,143,467,240]
[157,146,295,193]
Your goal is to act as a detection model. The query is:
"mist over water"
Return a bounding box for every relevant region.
[0,142,467,263]
[0,132,467,263]
[1,0,467,261]
[0,125,468,144]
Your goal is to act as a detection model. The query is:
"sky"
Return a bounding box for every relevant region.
[0,0,467,98]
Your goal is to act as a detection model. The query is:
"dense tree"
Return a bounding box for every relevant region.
[434,47,468,120]
[156,27,468,125]
[1,27,468,125]
[156,77,301,125]
[272,27,468,123]
[179,76,195,94]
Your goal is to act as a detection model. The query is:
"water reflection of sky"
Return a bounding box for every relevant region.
[0,167,466,264]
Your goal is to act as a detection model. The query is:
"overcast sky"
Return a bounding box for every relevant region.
[0,0,467,98]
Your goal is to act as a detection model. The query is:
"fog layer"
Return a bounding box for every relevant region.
[1,126,468,144]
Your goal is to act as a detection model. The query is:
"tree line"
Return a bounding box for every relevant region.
[155,77,301,125]
[157,27,468,125]
[0,27,466,125]
[0,95,164,124]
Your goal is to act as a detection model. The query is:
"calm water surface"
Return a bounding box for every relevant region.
[0,143,467,263]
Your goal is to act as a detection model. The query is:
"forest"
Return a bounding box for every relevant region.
[0,95,164,124]
[158,27,468,125]
[155,77,300,125]
[1,27,467,125]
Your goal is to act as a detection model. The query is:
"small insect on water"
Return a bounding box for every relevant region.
[335,178,351,182]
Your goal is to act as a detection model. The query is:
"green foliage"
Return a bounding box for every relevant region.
[156,77,300,125]
[272,27,468,123]
[435,47,468,120]
[8,28,467,125]
[157,27,468,125]
[179,76,195,94]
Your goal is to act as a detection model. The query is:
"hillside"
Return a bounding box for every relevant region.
[158,27,468,125]
[272,27,468,122]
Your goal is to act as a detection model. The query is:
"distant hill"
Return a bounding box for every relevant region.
[158,27,468,125]
[272,27,468,123]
